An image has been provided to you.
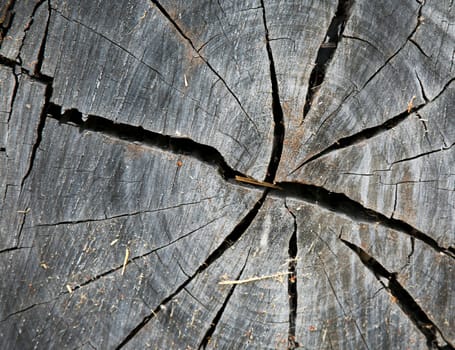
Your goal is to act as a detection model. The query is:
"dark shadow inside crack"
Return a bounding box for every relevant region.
[339,236,454,350]
[46,103,243,182]
[284,202,299,350]
[302,0,354,121]
[272,182,454,258]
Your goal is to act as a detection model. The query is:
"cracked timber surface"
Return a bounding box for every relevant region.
[0,0,454,349]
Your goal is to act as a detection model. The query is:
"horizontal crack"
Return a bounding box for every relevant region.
[0,245,32,254]
[32,196,218,228]
[0,300,51,323]
[272,182,454,258]
[46,103,242,181]
[339,236,454,349]
[390,143,455,167]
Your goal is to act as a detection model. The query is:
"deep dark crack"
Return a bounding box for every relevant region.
[302,0,354,120]
[33,0,50,77]
[260,0,285,184]
[46,103,243,182]
[0,245,31,255]
[284,201,299,350]
[2,2,452,348]
[339,236,454,350]
[291,77,455,174]
[273,182,454,258]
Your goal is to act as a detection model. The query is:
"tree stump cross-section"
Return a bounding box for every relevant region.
[0,0,454,349]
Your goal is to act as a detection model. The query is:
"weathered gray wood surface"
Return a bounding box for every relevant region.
[0,0,453,349]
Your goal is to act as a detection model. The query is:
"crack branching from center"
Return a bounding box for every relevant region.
[272,182,454,258]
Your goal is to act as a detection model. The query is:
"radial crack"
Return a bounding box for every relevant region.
[150,0,260,134]
[33,0,50,77]
[290,77,455,174]
[339,235,454,349]
[115,192,267,349]
[273,182,454,258]
[284,201,299,349]
[198,250,250,349]
[260,0,285,183]
[302,0,354,120]
[46,103,243,181]
[51,217,225,299]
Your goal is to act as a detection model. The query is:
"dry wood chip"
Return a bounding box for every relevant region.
[122,247,130,275]
[219,271,291,285]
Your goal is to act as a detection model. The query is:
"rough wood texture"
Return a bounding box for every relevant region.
[1,0,453,349]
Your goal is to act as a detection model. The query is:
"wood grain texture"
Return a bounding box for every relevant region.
[124,198,293,349]
[278,0,454,179]
[292,85,454,247]
[41,0,274,179]
[1,0,453,349]
[1,118,261,349]
[264,0,336,127]
[0,0,41,62]
[285,199,430,350]
[0,69,47,251]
